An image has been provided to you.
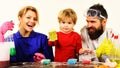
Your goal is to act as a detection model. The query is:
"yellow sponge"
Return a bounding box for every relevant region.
[48,29,57,41]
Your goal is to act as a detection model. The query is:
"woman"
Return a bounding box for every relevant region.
[5,6,54,62]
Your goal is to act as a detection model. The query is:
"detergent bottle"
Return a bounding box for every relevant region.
[5,20,16,56]
[110,35,120,67]
[6,35,16,56]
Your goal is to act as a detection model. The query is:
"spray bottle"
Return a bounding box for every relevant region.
[6,20,16,56]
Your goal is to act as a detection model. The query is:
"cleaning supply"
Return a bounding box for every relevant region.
[10,42,16,56]
[67,59,77,64]
[5,35,16,56]
[0,20,14,42]
[82,58,91,64]
[111,35,120,67]
[2,20,16,56]
[112,35,120,57]
[48,29,57,41]
[41,59,51,65]
[96,38,114,58]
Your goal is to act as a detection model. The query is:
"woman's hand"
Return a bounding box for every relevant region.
[33,53,46,62]
[0,21,14,35]
[0,21,14,42]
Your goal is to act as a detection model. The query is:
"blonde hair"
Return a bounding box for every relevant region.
[58,8,77,24]
[18,6,39,24]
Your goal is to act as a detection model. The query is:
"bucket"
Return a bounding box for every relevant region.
[0,42,10,68]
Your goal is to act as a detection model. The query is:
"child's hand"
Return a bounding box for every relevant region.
[48,29,57,41]
[33,53,46,62]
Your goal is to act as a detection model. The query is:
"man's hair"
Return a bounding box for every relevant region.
[89,3,108,19]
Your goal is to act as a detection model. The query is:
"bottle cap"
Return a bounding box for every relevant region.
[10,20,13,22]
[114,35,118,39]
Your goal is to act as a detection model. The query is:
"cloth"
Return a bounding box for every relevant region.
[5,31,54,62]
[79,26,119,62]
[48,31,82,62]
[0,21,14,42]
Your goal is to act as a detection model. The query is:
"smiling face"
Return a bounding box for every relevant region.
[86,16,106,40]
[18,6,39,33]
[19,10,37,32]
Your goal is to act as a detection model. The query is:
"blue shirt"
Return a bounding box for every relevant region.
[5,31,54,62]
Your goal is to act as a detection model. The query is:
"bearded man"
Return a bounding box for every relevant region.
[79,4,119,62]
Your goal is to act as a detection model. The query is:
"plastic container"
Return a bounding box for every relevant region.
[0,42,10,68]
[110,35,120,66]
[5,35,16,56]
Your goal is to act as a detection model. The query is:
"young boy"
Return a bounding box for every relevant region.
[48,8,82,62]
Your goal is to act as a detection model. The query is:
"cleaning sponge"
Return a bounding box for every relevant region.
[48,29,57,41]
[67,59,77,64]
[41,59,51,65]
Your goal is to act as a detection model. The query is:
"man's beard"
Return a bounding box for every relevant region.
[87,25,104,40]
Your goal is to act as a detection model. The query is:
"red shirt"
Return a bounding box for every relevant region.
[48,31,82,62]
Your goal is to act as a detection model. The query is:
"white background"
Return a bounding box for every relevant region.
[0,0,120,37]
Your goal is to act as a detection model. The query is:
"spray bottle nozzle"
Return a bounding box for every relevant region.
[10,20,13,22]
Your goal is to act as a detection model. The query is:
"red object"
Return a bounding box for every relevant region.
[82,59,91,64]
[33,53,46,62]
[114,35,118,39]
[112,33,114,38]
[48,31,82,62]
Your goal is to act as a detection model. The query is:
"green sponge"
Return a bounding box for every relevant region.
[41,59,51,65]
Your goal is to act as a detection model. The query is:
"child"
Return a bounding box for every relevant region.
[48,8,82,62]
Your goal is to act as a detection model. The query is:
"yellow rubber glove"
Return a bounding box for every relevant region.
[104,38,114,55]
[48,29,57,41]
[96,38,114,57]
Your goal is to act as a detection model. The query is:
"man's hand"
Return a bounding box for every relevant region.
[33,53,46,62]
[79,48,94,55]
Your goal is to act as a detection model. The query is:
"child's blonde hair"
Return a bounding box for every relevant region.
[58,8,77,24]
